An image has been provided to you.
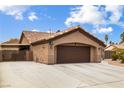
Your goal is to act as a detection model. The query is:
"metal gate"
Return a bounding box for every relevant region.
[104,51,116,59]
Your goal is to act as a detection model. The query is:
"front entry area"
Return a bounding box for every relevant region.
[57,44,90,64]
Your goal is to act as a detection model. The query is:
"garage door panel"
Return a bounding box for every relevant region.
[57,46,90,63]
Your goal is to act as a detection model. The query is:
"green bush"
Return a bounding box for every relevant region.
[113,48,124,63]
[112,54,118,61]
[118,52,124,63]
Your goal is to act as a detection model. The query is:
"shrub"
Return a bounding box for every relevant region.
[118,52,124,63]
[112,54,118,61]
[111,48,124,63]
[114,48,124,63]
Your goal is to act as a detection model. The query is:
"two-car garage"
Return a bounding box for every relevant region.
[57,45,90,64]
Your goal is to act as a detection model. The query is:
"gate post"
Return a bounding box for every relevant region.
[26,50,33,61]
[26,50,29,61]
[0,50,2,62]
[0,44,2,61]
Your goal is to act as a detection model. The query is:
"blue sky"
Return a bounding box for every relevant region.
[0,5,124,44]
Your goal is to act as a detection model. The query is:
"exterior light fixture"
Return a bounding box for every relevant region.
[49,41,53,45]
[49,41,53,49]
[98,46,102,50]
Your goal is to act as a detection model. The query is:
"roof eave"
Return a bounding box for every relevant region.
[31,27,106,47]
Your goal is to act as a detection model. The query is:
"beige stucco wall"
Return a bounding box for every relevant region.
[90,47,97,62]
[31,44,49,64]
[48,31,104,64]
[20,35,29,44]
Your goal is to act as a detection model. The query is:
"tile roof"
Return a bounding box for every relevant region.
[105,45,117,51]
[119,42,124,46]
[2,38,19,44]
[22,31,55,44]
[105,44,124,51]
[21,26,106,46]
[21,26,80,44]
[116,44,124,49]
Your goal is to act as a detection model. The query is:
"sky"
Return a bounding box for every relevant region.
[0,5,124,44]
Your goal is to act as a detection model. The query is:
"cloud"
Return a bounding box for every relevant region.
[105,5,123,23]
[28,12,38,21]
[65,5,124,34]
[65,6,105,26]
[98,27,113,33]
[92,25,113,34]
[0,5,28,20]
[31,29,39,31]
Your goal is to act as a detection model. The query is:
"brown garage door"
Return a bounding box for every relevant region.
[57,46,90,63]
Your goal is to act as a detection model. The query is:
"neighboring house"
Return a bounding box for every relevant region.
[119,42,124,46]
[105,44,117,51]
[104,45,117,59]
[19,26,106,64]
[104,44,124,59]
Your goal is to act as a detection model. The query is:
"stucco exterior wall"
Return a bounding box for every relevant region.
[48,31,103,64]
[53,31,99,47]
[90,47,97,63]
[20,35,29,44]
[31,44,49,64]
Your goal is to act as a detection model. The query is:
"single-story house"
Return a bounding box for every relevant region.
[104,44,124,59]
[18,26,106,64]
[104,45,117,59]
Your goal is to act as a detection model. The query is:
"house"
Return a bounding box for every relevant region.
[104,43,124,59]
[104,45,117,59]
[19,26,106,64]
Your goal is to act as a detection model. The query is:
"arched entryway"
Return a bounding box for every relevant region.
[56,43,92,64]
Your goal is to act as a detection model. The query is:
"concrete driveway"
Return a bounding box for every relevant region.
[0,62,124,88]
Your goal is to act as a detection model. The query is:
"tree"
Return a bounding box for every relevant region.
[109,41,112,45]
[112,42,115,45]
[105,34,109,45]
[120,32,124,43]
